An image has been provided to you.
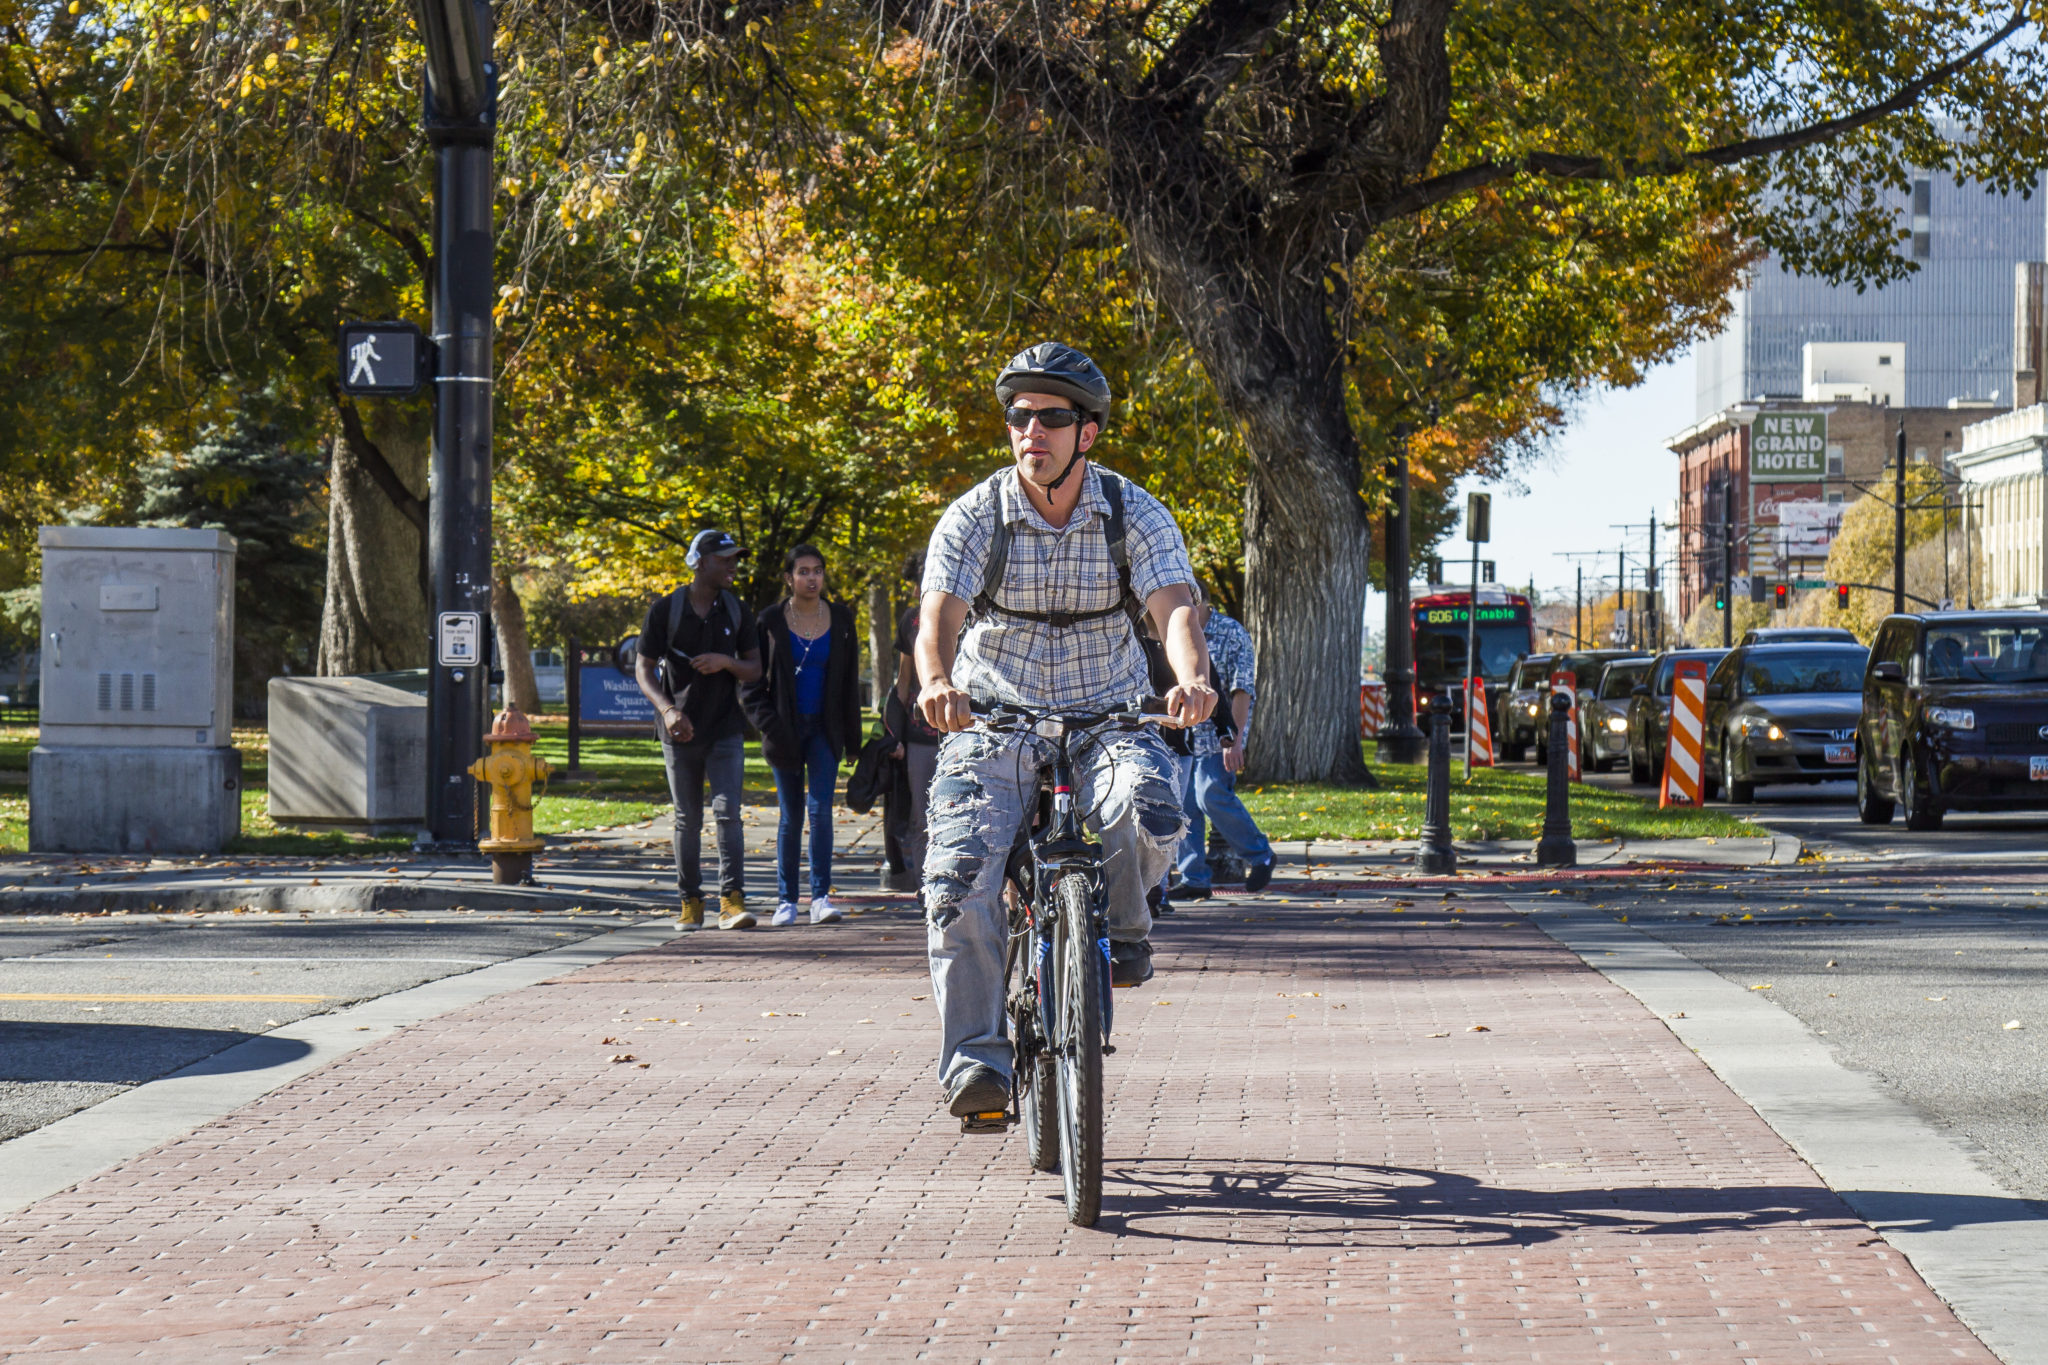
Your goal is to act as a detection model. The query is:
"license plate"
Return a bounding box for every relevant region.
[2033,756,2048,782]
[1823,744,1855,765]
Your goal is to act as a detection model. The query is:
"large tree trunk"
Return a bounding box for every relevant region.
[318,403,430,675]
[494,569,541,714]
[867,581,893,718]
[1133,232,1372,784]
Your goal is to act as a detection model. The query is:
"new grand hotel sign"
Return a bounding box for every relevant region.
[1748,411,1832,573]
[1750,411,1827,482]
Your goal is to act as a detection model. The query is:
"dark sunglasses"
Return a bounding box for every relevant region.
[1003,405,1085,430]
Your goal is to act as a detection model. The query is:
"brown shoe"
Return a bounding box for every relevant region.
[717,892,756,930]
[677,894,705,931]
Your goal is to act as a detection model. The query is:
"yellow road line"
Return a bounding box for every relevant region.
[0,993,330,1003]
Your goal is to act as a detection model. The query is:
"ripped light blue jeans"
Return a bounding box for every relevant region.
[923,725,1184,1089]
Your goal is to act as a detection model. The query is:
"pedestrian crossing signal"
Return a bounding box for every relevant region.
[337,320,429,396]
[1835,583,1850,610]
[1773,583,1789,610]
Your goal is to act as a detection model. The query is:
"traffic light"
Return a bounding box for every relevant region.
[1714,586,1729,611]
[1835,583,1850,610]
[1773,582,1789,611]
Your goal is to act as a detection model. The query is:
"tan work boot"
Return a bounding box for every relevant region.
[677,894,705,931]
[717,892,756,931]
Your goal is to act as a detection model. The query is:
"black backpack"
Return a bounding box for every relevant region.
[968,468,1175,694]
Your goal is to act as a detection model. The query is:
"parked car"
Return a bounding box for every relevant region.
[1495,653,1554,762]
[1580,657,1651,773]
[530,649,567,706]
[1856,611,2048,830]
[1740,626,1858,646]
[1626,647,1731,785]
[1701,642,1870,802]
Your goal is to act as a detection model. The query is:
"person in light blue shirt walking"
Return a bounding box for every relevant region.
[1168,586,1275,899]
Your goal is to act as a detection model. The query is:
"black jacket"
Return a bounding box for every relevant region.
[741,599,863,770]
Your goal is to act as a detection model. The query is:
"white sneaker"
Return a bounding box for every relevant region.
[771,901,801,927]
[809,896,844,925]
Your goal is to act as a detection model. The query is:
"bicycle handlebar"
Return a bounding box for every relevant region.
[967,696,1175,727]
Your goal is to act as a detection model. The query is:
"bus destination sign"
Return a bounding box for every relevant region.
[1417,605,1523,625]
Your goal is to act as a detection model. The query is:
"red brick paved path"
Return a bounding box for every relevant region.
[0,896,1993,1362]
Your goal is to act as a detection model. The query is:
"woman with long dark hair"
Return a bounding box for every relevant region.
[741,544,863,926]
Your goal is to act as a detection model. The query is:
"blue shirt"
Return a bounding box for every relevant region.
[792,626,830,716]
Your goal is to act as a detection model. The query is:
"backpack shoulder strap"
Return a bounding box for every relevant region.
[720,589,742,633]
[666,586,687,650]
[970,471,1014,620]
[1095,470,1144,629]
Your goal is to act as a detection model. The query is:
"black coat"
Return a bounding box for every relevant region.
[741,599,864,770]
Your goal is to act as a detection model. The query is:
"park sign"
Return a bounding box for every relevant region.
[1750,411,1827,482]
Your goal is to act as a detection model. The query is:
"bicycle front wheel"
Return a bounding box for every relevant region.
[1052,871,1104,1226]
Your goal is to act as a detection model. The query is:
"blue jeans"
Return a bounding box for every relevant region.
[773,715,837,902]
[1176,753,1273,888]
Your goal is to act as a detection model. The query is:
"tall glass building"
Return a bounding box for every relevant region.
[1696,174,2046,418]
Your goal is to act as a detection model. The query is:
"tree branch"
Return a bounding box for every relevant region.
[1135,0,1294,118]
[1372,4,2029,226]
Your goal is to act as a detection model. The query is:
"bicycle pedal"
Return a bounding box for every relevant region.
[1101,1044,1116,1055]
[960,1110,1014,1134]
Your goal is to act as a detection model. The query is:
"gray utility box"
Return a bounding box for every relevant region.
[30,526,242,853]
[267,677,425,826]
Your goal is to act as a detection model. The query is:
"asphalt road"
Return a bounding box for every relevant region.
[0,909,653,1142]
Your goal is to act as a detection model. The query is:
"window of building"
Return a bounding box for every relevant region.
[1825,443,1844,478]
[1911,178,1931,258]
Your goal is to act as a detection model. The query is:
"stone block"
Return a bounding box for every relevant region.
[267,677,425,825]
[29,745,242,853]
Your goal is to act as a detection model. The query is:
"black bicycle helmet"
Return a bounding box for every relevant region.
[995,342,1113,427]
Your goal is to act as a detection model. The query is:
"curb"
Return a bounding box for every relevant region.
[1520,900,2047,1365]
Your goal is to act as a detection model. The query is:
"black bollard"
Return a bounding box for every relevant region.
[1416,693,1457,875]
[1535,690,1577,868]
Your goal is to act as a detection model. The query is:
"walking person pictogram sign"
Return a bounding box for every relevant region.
[1465,675,1493,767]
[1550,670,1580,782]
[1660,659,1709,808]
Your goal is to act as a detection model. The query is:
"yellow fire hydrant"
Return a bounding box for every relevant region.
[469,706,551,884]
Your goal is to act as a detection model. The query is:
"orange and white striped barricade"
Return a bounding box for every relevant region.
[1550,669,1580,782]
[1465,674,1494,766]
[1660,659,1709,808]
[1359,680,1387,739]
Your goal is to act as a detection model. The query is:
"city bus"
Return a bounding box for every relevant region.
[1411,588,1536,731]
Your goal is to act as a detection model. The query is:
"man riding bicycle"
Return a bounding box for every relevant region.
[916,342,1217,1119]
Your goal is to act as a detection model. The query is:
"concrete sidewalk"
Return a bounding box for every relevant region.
[0,888,1990,1361]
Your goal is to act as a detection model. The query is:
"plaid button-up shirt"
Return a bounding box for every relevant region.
[1188,609,1256,757]
[923,462,1196,710]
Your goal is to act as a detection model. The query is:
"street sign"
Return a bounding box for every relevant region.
[1465,491,1492,543]
[437,611,481,668]
[1751,412,1827,482]
[337,321,428,396]
[1793,578,1829,589]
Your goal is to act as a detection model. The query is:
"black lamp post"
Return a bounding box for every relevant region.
[1377,423,1426,764]
[416,0,497,849]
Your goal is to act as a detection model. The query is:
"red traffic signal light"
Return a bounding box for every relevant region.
[1773,583,1789,610]
[1835,583,1850,610]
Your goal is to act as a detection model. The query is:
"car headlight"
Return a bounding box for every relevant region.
[1737,717,1785,741]
[1927,706,1975,730]
[1526,703,1539,716]
[1605,716,1627,734]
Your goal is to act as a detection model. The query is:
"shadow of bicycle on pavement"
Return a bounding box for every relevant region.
[1091,1157,1905,1248]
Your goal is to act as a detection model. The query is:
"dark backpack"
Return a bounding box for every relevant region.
[657,586,744,701]
[969,468,1174,693]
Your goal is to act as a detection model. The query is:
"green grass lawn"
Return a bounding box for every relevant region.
[1240,759,1762,843]
[0,721,1756,855]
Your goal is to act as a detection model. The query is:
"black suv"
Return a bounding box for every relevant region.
[1857,611,2048,830]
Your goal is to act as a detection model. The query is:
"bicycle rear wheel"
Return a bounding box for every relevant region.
[1005,885,1059,1172]
[1052,871,1104,1226]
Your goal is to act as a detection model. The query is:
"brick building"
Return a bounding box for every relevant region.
[1667,397,2001,619]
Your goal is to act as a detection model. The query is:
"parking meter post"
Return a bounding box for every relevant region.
[1377,426,1426,764]
[1535,691,1577,868]
[417,0,497,851]
[1416,694,1457,875]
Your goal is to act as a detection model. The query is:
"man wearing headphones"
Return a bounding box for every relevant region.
[914,343,1216,1118]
